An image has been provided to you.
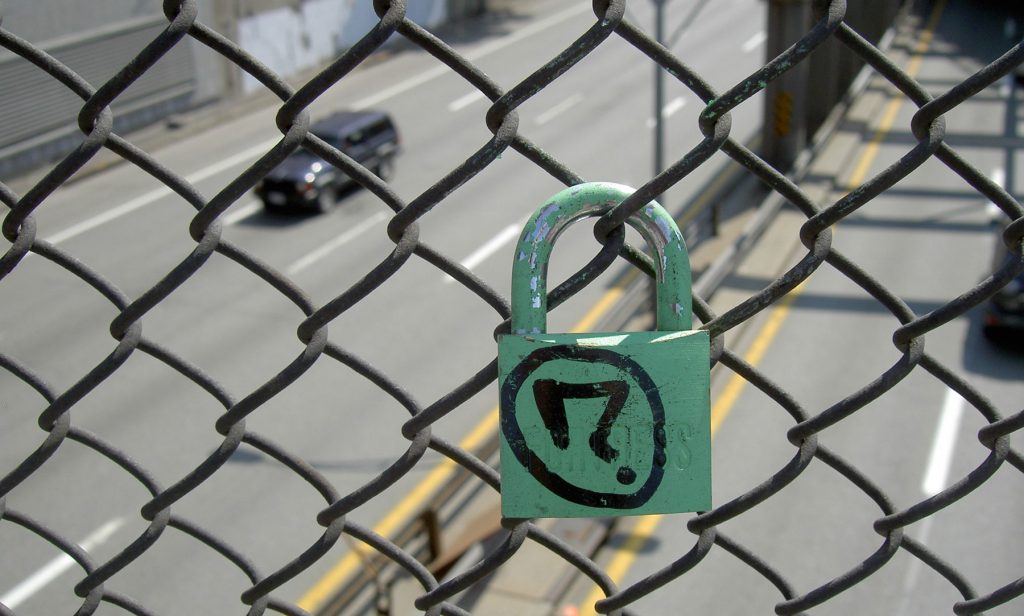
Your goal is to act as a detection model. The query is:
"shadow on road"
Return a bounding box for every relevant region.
[601,529,661,555]
[234,184,372,228]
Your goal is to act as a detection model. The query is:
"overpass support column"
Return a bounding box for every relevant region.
[763,0,812,173]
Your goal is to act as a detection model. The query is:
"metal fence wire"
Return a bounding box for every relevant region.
[1,0,1023,615]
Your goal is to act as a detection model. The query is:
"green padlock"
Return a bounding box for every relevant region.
[498,182,711,518]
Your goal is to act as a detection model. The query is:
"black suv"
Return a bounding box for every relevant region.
[255,110,399,212]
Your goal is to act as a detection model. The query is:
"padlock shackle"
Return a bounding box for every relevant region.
[511,182,693,335]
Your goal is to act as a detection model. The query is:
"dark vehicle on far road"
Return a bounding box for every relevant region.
[983,216,1024,344]
[255,110,399,212]
[983,268,1024,342]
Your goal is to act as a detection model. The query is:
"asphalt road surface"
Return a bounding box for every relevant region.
[0,0,768,614]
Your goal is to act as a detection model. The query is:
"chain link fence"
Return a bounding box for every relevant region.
[1,0,1023,614]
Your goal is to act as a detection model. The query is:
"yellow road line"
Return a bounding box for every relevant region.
[575,2,948,613]
[298,410,500,610]
[571,287,625,334]
[710,284,804,435]
[846,95,904,189]
[847,0,945,190]
[602,514,662,583]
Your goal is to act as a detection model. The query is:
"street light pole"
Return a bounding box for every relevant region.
[651,0,666,325]
[653,0,666,183]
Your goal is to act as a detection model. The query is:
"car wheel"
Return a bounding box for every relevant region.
[315,187,337,213]
[376,157,394,182]
[982,324,997,342]
[262,201,283,215]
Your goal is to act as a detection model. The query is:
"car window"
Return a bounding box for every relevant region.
[314,133,345,150]
[367,119,391,140]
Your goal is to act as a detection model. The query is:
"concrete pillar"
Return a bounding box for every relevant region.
[763,0,812,172]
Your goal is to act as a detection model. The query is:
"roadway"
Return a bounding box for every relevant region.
[0,0,768,614]
[563,1,1024,615]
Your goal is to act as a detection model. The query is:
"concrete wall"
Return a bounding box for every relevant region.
[0,0,163,44]
[0,0,484,178]
[236,0,450,93]
[763,0,904,171]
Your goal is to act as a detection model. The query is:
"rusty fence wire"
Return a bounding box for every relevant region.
[1,0,1023,615]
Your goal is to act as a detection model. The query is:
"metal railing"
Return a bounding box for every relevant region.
[1,0,1022,614]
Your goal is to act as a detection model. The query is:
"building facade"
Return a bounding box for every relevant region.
[0,0,483,178]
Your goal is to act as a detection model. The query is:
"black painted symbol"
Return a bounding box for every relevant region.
[532,379,636,485]
[500,344,667,509]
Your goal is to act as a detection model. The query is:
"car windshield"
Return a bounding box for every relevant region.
[286,134,344,160]
[289,148,321,159]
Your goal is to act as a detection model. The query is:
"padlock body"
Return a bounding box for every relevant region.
[498,329,711,518]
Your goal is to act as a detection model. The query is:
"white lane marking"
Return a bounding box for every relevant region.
[351,2,591,111]
[922,388,965,497]
[46,140,279,245]
[0,517,125,609]
[986,166,1005,221]
[535,93,584,126]
[662,97,686,118]
[222,200,263,226]
[45,2,591,245]
[900,389,965,608]
[741,30,767,53]
[448,90,487,112]
[353,65,460,111]
[285,212,387,276]
[645,97,686,128]
[442,221,523,284]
